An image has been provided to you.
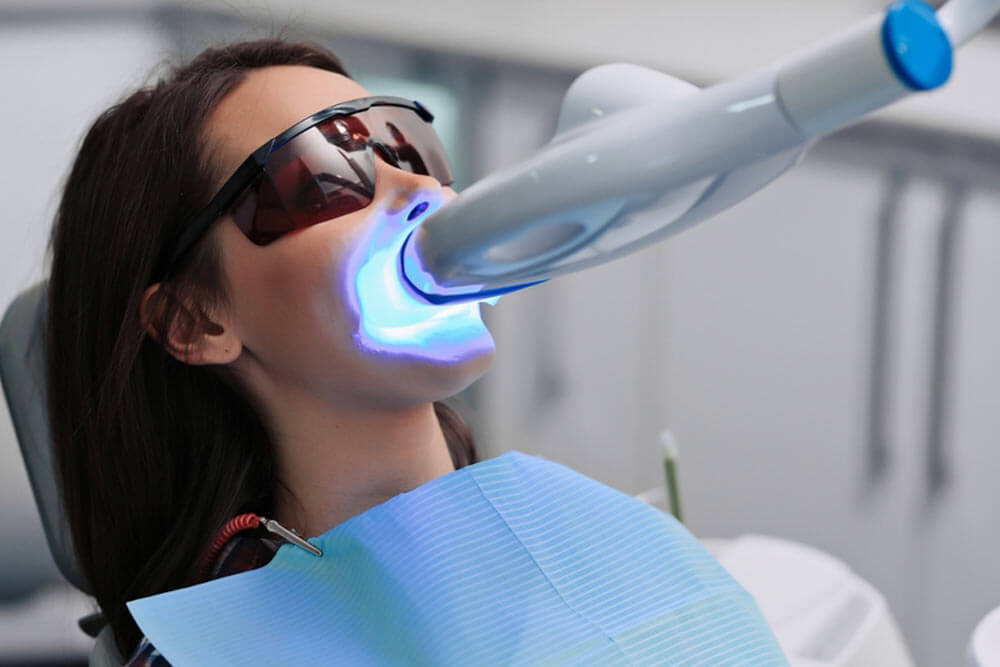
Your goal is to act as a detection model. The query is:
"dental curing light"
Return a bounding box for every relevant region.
[401,0,1000,304]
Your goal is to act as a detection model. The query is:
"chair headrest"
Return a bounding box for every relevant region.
[0,281,90,593]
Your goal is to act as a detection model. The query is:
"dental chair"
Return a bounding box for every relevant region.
[0,281,124,667]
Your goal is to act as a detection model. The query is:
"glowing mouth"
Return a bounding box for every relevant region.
[354,220,498,349]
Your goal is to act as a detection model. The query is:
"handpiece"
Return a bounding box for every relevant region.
[400,0,999,305]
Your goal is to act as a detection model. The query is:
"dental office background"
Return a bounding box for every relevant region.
[1,1,997,665]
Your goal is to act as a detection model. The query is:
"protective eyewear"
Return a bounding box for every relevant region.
[157,96,453,279]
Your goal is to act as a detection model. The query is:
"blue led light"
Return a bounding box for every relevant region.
[352,215,498,357]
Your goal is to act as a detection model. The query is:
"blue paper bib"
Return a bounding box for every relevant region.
[128,451,787,665]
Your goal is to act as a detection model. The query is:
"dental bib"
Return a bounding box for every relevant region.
[127,451,786,665]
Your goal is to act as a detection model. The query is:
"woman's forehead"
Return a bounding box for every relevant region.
[205,65,371,179]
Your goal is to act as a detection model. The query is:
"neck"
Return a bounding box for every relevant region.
[266,391,455,539]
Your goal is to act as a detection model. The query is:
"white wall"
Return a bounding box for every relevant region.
[11,0,1000,138]
[165,0,1000,139]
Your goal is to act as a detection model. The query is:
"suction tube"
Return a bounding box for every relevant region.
[401,0,999,305]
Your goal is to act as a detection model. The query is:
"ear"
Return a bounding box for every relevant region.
[140,283,243,365]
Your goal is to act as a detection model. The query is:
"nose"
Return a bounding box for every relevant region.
[374,152,444,221]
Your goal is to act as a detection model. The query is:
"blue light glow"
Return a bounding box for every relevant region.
[352,214,498,358]
[399,231,548,305]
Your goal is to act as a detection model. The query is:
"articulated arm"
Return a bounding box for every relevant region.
[402,0,1000,304]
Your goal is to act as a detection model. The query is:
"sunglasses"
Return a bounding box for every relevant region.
[156,96,453,280]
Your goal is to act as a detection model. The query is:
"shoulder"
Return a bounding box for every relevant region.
[124,532,282,666]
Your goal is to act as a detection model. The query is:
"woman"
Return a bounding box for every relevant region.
[47,39,493,661]
[48,37,788,667]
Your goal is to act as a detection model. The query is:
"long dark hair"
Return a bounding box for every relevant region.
[46,39,479,657]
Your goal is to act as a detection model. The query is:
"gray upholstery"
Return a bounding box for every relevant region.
[1,282,131,666]
[0,281,90,592]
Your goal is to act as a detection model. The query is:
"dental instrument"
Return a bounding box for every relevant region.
[660,430,684,523]
[400,0,1000,304]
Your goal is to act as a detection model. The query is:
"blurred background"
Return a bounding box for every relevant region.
[0,0,997,665]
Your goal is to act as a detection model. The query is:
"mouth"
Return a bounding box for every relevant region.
[353,217,498,349]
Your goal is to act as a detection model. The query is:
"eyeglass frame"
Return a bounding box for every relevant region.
[155,95,438,281]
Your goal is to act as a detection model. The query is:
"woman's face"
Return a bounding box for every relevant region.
[203,65,495,410]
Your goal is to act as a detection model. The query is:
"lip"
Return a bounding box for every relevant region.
[353,215,496,351]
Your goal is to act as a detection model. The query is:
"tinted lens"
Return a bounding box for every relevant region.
[363,106,454,186]
[232,119,376,245]
[233,105,452,246]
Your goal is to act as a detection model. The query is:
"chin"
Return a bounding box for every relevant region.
[428,347,495,401]
[365,339,495,407]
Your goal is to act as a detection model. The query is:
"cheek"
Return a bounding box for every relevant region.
[225,225,362,368]
[360,337,497,407]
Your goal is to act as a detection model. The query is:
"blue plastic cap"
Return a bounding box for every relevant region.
[882,0,953,91]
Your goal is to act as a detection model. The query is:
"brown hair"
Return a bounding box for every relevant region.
[46,39,478,657]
